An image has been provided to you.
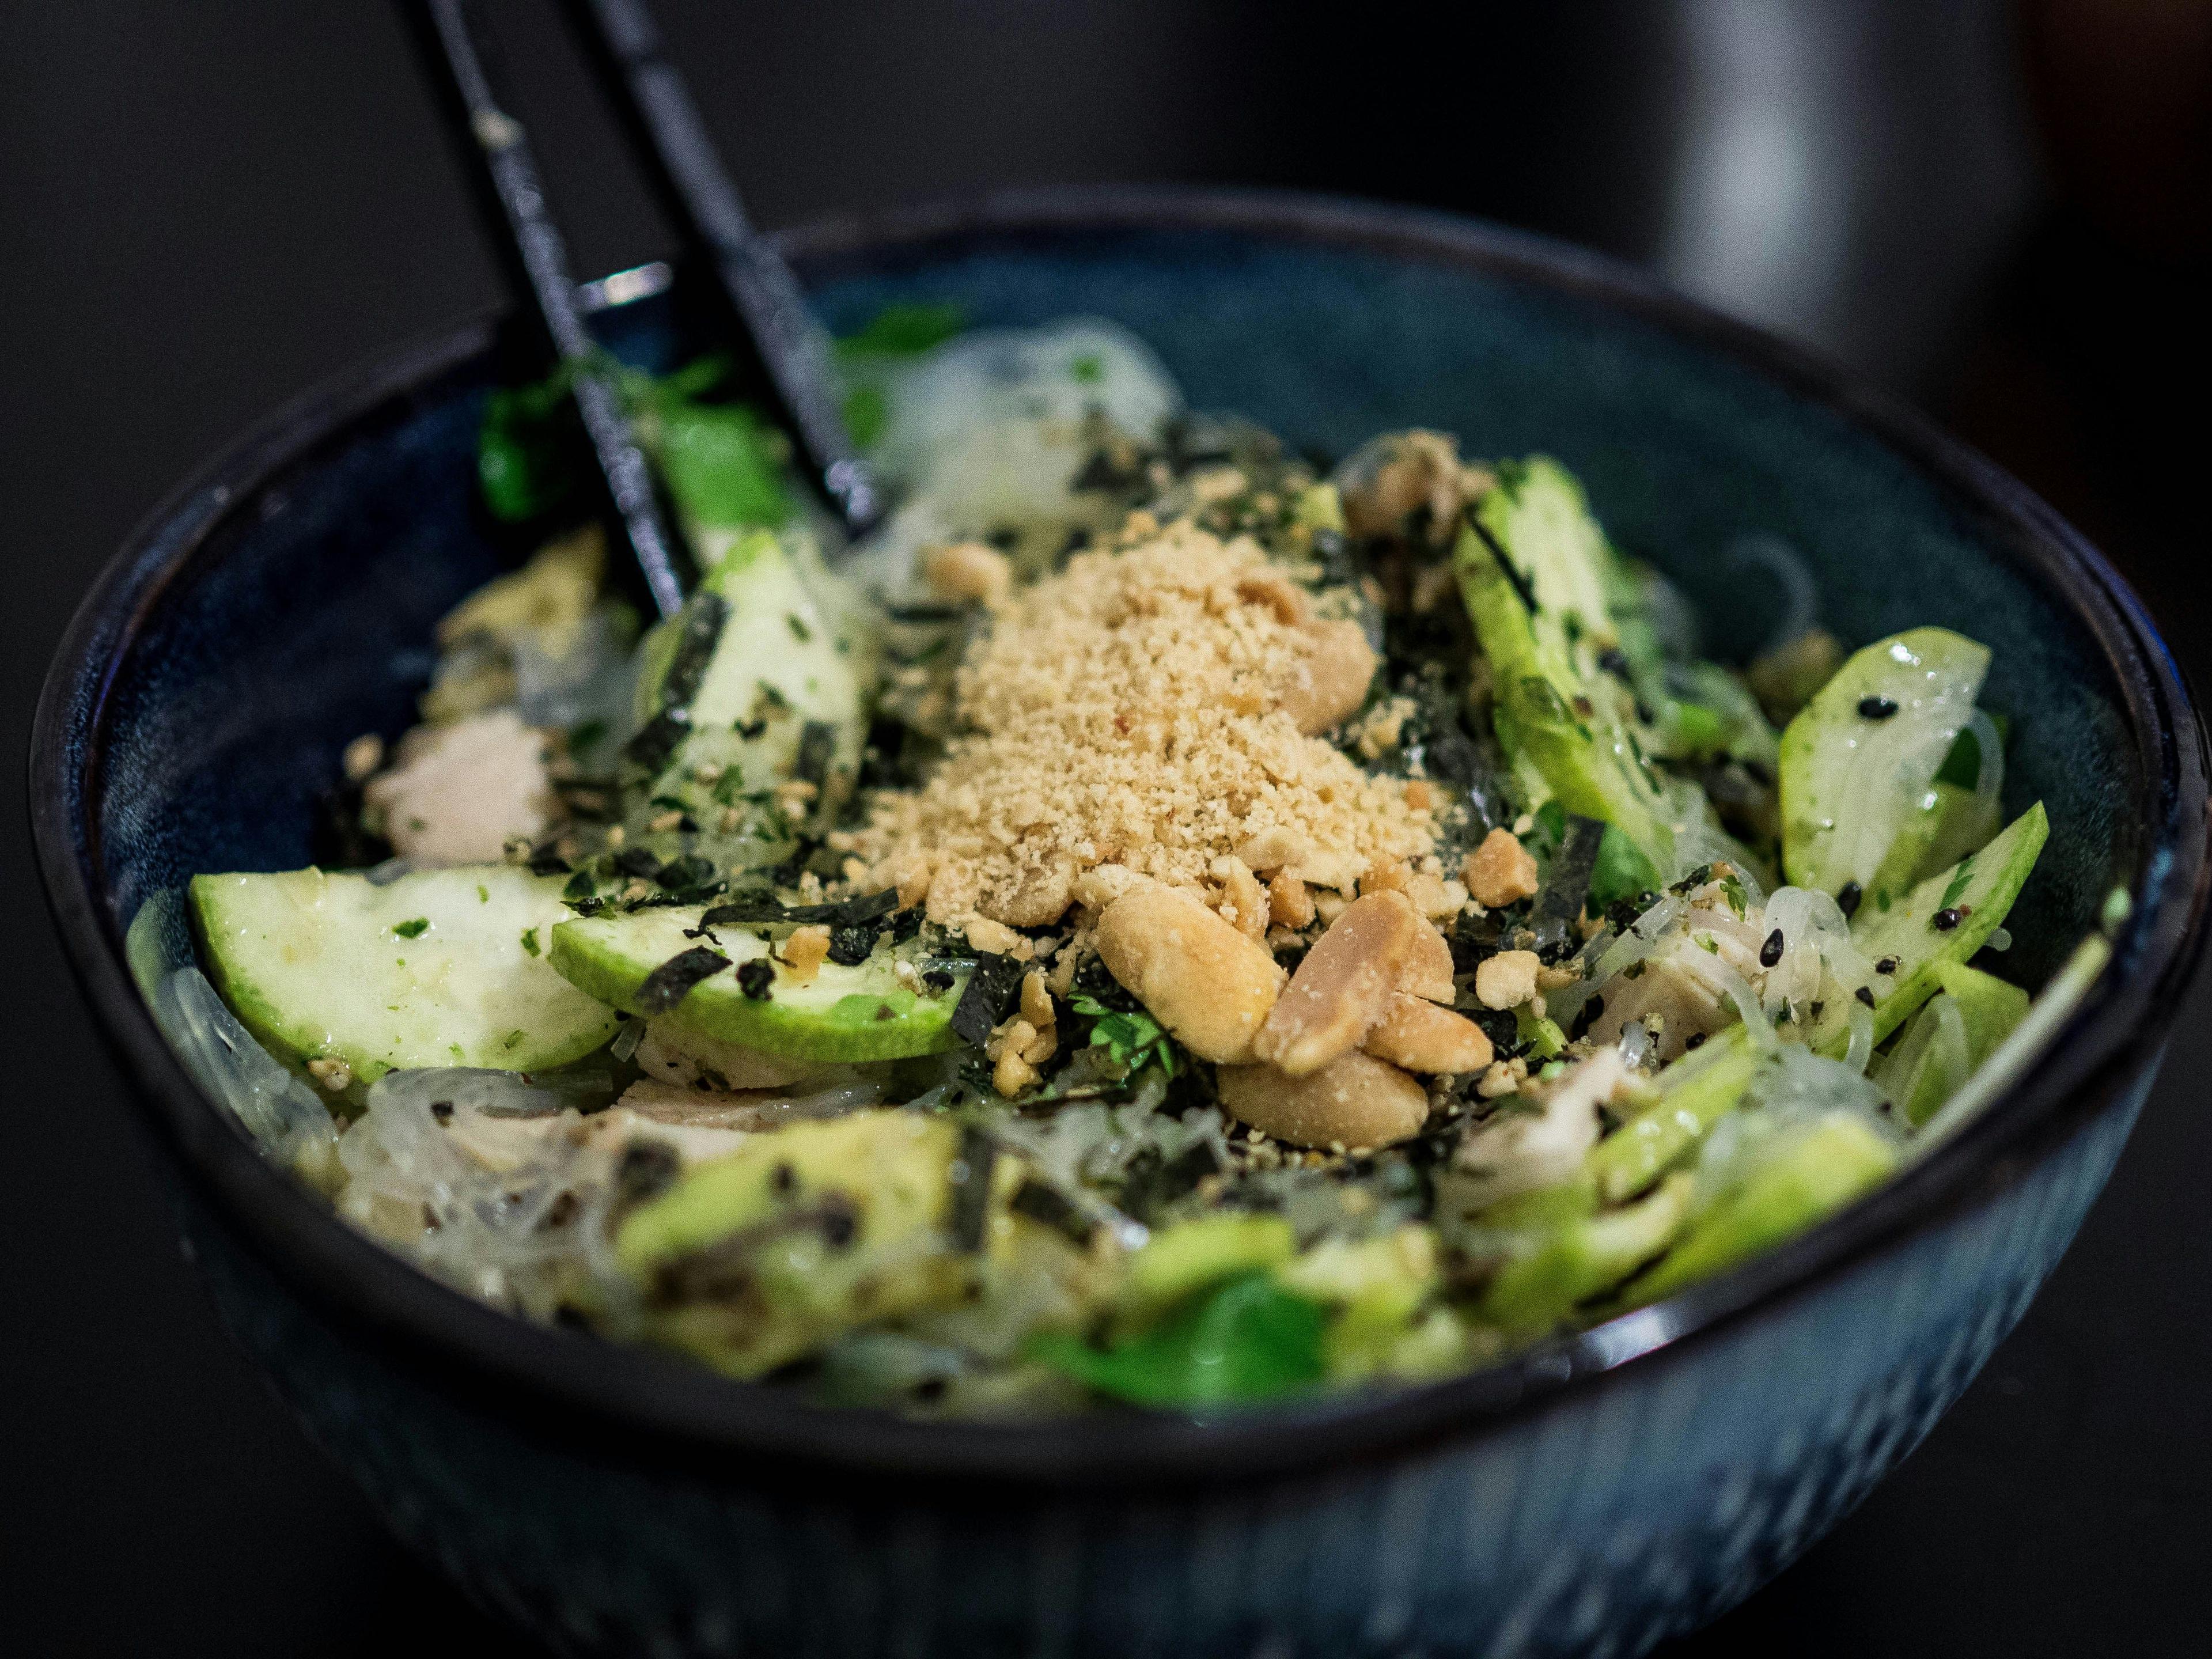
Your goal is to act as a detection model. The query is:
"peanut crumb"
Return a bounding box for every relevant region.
[855,524,1427,930]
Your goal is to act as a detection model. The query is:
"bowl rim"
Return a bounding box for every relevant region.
[31,183,2212,1491]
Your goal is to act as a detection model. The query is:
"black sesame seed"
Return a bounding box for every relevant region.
[1931,907,1963,931]
[1759,928,1785,968]
[922,968,955,993]
[430,1100,453,1122]
[1875,955,1899,975]
[1858,695,1900,720]
[1855,985,1877,1007]
[1836,880,1863,918]
[1684,1032,1707,1051]
[820,1200,859,1248]
[770,1161,797,1195]
[737,959,775,999]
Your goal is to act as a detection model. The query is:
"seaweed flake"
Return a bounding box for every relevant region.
[633,946,732,1014]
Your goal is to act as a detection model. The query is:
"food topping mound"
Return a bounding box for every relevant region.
[853,518,1432,929]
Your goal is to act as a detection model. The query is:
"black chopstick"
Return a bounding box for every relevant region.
[560,0,885,537]
[399,0,692,618]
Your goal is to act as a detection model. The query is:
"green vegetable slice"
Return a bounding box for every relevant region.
[1809,801,2048,1052]
[1778,627,1990,901]
[1479,1173,1695,1332]
[1628,1110,1899,1304]
[1586,1025,1762,1202]
[549,903,967,1063]
[191,865,620,1085]
[1452,460,1683,877]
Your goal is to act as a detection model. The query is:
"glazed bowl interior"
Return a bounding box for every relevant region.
[39,190,2203,1484]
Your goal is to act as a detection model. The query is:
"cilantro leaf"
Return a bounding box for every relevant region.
[1069,993,1178,1079]
[1027,1270,1328,1407]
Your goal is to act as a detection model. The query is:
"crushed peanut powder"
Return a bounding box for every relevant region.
[855,521,1434,928]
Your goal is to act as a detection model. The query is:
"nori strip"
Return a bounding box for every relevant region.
[700,888,900,929]
[826,923,881,967]
[1531,814,1606,961]
[654,854,718,893]
[792,721,837,787]
[1118,1139,1220,1221]
[623,709,690,772]
[612,846,665,881]
[1009,1179,1094,1245]
[1465,512,1540,615]
[659,589,728,711]
[946,1124,999,1252]
[949,952,1026,1048]
[632,946,732,1014]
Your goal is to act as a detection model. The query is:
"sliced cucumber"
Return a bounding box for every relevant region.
[1877,960,2031,1126]
[1479,1172,1694,1332]
[190,866,620,1084]
[631,529,865,802]
[548,903,969,1063]
[1628,1111,1898,1304]
[1585,1024,1761,1202]
[1808,800,2048,1054]
[616,1109,989,1378]
[1454,461,1680,876]
[1778,627,1990,900]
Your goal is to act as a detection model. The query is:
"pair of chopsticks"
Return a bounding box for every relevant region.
[400,0,882,618]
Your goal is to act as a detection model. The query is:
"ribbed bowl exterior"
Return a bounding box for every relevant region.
[182,1079,2143,1658]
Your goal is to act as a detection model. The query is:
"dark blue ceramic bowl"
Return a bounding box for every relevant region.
[32,189,2211,1657]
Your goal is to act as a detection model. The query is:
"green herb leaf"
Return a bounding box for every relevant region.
[1069,993,1177,1078]
[1939,855,1978,911]
[520,927,540,958]
[1028,1270,1328,1407]
[393,918,430,940]
[835,302,966,359]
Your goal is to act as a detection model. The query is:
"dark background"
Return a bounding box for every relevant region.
[5,2,2207,1653]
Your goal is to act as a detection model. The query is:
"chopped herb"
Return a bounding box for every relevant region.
[520,927,540,957]
[1070,993,1178,1079]
[1939,857,1977,911]
[786,613,813,643]
[393,918,429,939]
[476,884,490,904]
